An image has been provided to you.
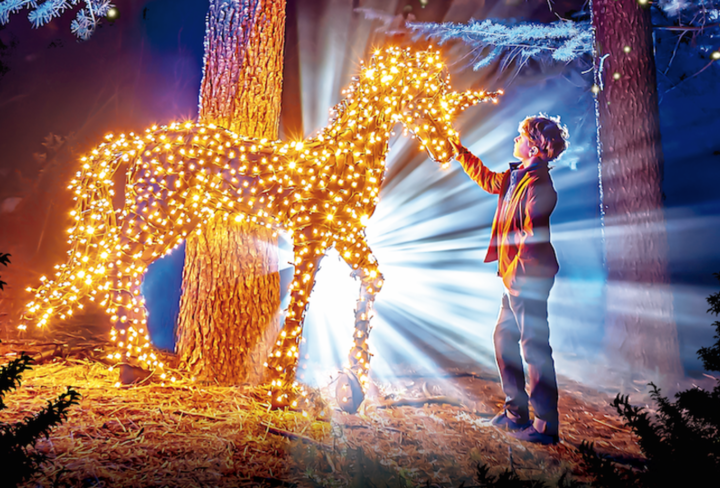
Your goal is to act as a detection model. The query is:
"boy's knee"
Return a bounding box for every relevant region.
[494,324,520,344]
[520,340,553,364]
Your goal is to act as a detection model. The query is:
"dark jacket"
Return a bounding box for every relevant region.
[457,147,559,295]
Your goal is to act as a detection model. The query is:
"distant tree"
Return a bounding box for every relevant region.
[0,0,116,40]
[590,0,681,377]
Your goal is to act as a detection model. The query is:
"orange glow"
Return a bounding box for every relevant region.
[21,46,501,406]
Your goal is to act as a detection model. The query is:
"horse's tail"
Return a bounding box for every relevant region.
[20,132,144,332]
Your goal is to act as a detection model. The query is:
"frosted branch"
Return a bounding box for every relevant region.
[654,0,720,32]
[0,0,113,40]
[407,18,593,71]
[657,0,720,22]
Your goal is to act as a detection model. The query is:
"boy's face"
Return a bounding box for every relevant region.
[513,132,535,161]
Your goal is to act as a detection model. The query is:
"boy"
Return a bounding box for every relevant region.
[449,114,569,445]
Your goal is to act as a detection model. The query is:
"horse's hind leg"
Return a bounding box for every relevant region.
[110,217,177,382]
[336,235,384,413]
[105,247,156,382]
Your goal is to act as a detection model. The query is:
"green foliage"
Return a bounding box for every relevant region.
[0,252,9,290]
[580,273,720,487]
[473,462,583,488]
[0,348,33,411]
[576,441,629,488]
[468,273,720,488]
[0,350,81,486]
[298,443,417,488]
[0,254,81,485]
[475,463,527,488]
[697,273,720,374]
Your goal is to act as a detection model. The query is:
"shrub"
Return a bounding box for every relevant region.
[0,252,81,485]
[580,272,720,487]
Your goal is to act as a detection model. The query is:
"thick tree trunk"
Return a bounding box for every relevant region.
[198,0,286,138]
[175,0,286,385]
[175,218,280,384]
[591,0,682,376]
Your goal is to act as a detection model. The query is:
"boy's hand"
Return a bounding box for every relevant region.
[448,136,462,158]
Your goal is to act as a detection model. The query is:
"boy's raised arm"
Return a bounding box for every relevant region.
[450,139,504,195]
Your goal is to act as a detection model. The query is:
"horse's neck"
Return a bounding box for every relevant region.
[319,92,395,173]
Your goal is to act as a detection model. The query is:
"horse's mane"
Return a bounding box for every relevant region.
[322,47,446,137]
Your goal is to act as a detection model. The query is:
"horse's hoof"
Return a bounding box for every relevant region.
[336,369,364,414]
[119,364,152,385]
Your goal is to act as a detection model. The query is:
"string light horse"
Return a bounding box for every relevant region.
[21,46,501,412]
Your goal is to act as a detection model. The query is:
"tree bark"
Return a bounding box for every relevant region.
[198,0,286,138]
[591,0,682,376]
[175,0,286,385]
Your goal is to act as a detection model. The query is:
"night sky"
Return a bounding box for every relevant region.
[1,0,719,389]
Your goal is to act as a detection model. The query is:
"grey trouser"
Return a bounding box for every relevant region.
[493,278,558,435]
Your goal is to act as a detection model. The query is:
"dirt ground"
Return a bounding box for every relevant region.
[1,340,652,488]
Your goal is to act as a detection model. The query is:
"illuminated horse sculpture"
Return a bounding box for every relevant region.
[21,46,500,412]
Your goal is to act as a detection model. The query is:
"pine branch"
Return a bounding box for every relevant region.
[697,323,720,373]
[0,252,9,291]
[403,2,717,76]
[699,274,720,372]
[577,440,633,488]
[6,386,81,449]
[0,373,80,484]
[0,0,114,40]
[0,336,81,484]
[674,386,720,432]
[475,462,531,488]
[0,352,33,410]
[406,18,593,71]
[654,0,720,28]
[707,273,720,316]
[611,393,663,462]
[0,437,43,487]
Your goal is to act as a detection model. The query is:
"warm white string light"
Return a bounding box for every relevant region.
[21,46,501,410]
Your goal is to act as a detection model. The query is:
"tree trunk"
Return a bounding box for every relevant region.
[591,0,682,377]
[175,0,286,385]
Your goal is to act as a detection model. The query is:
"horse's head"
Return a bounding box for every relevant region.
[337,47,501,166]
[407,87,503,166]
[369,47,502,166]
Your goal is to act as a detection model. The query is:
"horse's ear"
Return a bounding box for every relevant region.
[444,89,503,113]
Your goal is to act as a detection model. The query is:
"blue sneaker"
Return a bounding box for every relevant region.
[489,411,532,431]
[509,425,559,445]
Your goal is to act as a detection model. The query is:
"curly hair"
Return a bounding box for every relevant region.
[518,114,570,162]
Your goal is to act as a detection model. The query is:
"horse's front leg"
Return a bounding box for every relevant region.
[266,231,326,409]
[336,234,384,413]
